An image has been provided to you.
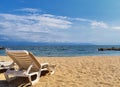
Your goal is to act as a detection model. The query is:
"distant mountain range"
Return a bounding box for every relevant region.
[0,41,94,46]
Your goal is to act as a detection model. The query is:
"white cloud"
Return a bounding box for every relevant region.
[0,8,120,43]
[71,18,109,29]
[17,8,41,13]
[91,21,108,29]
[38,15,72,29]
[0,12,72,42]
[74,18,92,22]
[112,26,120,30]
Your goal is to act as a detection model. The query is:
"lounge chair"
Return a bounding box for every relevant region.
[4,50,55,85]
[0,61,13,70]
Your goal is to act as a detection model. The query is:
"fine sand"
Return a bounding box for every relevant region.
[0,56,120,87]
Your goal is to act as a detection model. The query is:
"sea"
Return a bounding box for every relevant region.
[1,45,120,57]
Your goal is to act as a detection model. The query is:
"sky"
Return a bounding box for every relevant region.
[0,0,120,45]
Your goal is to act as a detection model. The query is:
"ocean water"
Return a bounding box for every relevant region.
[1,45,120,57]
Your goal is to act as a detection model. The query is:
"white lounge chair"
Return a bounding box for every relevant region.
[0,61,13,70]
[4,50,55,85]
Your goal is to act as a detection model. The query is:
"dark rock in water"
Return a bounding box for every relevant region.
[0,47,5,50]
[98,47,120,51]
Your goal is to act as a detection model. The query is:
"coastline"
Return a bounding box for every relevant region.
[1,56,120,87]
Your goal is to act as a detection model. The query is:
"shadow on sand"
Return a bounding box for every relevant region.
[0,70,49,87]
[0,78,31,87]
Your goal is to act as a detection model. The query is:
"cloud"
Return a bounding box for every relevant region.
[0,12,72,42]
[91,21,108,29]
[17,8,41,13]
[71,17,109,29]
[74,18,92,22]
[0,8,120,43]
[112,26,120,30]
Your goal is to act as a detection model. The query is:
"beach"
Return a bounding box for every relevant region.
[0,56,120,87]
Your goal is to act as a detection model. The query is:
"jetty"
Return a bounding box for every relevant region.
[98,47,120,51]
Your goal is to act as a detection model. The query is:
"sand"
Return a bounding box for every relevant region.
[0,56,120,87]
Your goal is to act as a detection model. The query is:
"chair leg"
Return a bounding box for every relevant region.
[4,73,16,82]
[4,73,12,82]
[47,65,56,75]
[41,63,54,74]
[28,76,32,85]
[28,74,40,85]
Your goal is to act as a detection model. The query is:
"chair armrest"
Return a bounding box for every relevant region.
[41,63,49,68]
[7,62,15,69]
[26,63,33,74]
[8,62,15,67]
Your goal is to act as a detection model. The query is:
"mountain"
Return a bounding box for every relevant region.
[0,41,94,46]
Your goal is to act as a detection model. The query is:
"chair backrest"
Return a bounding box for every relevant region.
[6,50,41,72]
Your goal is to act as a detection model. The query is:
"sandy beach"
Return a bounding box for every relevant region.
[0,56,120,87]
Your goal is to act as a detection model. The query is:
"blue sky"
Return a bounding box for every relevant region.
[0,0,120,45]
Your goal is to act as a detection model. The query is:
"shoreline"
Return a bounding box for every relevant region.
[1,55,120,57]
[1,56,120,87]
